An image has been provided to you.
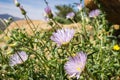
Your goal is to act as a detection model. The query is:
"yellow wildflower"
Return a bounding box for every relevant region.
[113,44,120,51]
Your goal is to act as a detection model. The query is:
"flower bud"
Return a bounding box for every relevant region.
[44,6,53,18]
[14,0,20,7]
[30,54,36,59]
[8,17,13,21]
[48,21,53,26]
[19,6,26,15]
[113,24,119,30]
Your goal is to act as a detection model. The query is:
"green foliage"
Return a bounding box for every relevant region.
[54,4,81,24]
[55,4,74,18]
[0,1,120,80]
[54,17,71,24]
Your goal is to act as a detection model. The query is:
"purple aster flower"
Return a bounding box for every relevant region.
[44,6,53,18]
[50,28,75,47]
[44,6,51,14]
[66,12,75,19]
[76,3,83,11]
[89,9,101,18]
[9,51,28,66]
[64,52,87,79]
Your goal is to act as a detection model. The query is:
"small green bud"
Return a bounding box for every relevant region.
[7,39,13,44]
[16,3,20,7]
[19,6,26,15]
[21,10,26,15]
[8,17,13,21]
[14,0,20,7]
[48,21,53,26]
[3,45,8,50]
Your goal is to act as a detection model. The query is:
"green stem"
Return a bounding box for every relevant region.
[51,18,63,29]
[85,67,96,80]
[24,15,35,34]
[26,15,37,31]
[71,19,80,30]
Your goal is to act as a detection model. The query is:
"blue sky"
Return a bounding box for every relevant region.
[0,0,83,20]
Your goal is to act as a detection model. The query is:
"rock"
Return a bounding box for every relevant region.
[85,0,120,24]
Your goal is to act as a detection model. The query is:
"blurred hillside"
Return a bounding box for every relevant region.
[0,14,22,21]
[0,14,23,31]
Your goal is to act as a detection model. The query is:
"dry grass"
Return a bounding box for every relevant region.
[5,20,51,34]
[0,19,93,48]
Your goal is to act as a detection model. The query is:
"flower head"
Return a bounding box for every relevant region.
[44,6,53,18]
[50,28,75,47]
[64,52,87,79]
[89,9,101,18]
[76,3,83,11]
[113,44,120,51]
[9,51,28,66]
[66,12,75,19]
[44,6,51,14]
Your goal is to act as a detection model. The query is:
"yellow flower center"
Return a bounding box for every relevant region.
[76,63,82,72]
[62,42,69,45]
[76,67,81,71]
[71,53,76,57]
